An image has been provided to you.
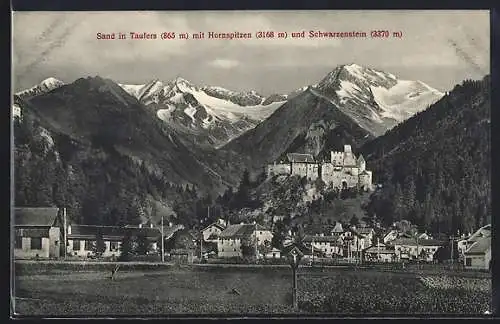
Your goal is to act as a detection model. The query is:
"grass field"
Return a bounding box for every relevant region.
[12,263,491,316]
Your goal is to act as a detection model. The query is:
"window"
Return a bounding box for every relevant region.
[466,258,472,266]
[73,240,81,251]
[30,237,42,250]
[15,236,22,249]
[234,248,236,251]
[84,240,96,251]
[110,242,119,252]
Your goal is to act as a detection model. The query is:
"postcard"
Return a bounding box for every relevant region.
[11,10,491,317]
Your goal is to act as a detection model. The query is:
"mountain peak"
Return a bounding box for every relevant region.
[16,77,65,98]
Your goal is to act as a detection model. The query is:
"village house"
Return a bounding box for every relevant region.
[341,226,374,260]
[265,247,282,259]
[217,224,256,258]
[383,229,399,244]
[463,224,491,270]
[201,220,226,242]
[14,207,61,259]
[391,238,443,262]
[464,236,491,271]
[302,234,343,257]
[463,224,491,251]
[255,224,273,247]
[363,242,397,263]
[217,223,273,258]
[67,223,162,258]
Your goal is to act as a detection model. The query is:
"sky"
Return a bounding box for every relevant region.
[12,10,490,95]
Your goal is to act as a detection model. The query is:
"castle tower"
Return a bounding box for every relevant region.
[357,154,366,172]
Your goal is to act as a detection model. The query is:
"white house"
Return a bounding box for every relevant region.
[217,224,255,258]
[255,224,273,247]
[392,238,443,262]
[67,224,161,258]
[201,221,226,242]
[14,207,61,259]
[265,247,282,259]
[464,236,491,271]
[303,234,343,257]
[363,242,397,263]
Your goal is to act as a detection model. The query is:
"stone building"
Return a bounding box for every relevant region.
[266,144,373,191]
[14,207,61,259]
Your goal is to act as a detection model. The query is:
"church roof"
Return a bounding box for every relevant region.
[332,222,344,233]
[287,153,315,163]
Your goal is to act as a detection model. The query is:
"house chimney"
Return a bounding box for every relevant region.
[139,224,142,228]
[169,222,172,227]
[67,224,72,235]
[150,223,154,228]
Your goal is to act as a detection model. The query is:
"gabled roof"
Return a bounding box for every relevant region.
[357,154,365,163]
[256,224,271,231]
[287,153,315,163]
[69,224,162,240]
[15,207,59,227]
[392,238,444,247]
[69,225,126,239]
[364,243,396,254]
[219,224,255,239]
[303,235,341,243]
[465,237,491,255]
[467,224,491,243]
[160,224,185,240]
[332,222,344,233]
[202,222,225,232]
[357,227,374,235]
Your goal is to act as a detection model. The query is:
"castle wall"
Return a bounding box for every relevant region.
[359,171,373,191]
[343,153,357,167]
[321,164,359,189]
[331,152,344,166]
[306,164,319,181]
[291,163,307,177]
[358,160,366,172]
[267,163,291,176]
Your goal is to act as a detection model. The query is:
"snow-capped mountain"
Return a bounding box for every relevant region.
[313,63,444,136]
[15,77,65,98]
[224,63,444,173]
[119,78,287,147]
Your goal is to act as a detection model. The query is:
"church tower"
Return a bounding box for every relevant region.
[357,154,366,172]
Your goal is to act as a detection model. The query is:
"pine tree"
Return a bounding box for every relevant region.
[93,230,106,257]
[393,183,404,222]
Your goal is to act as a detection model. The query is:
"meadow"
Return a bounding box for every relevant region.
[12,262,491,316]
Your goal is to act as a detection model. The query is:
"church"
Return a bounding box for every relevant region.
[266,145,373,191]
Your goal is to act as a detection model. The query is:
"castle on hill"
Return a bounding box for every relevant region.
[267,144,373,191]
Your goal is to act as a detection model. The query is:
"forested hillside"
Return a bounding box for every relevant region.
[360,76,490,235]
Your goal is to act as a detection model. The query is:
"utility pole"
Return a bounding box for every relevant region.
[161,215,164,262]
[63,207,67,259]
[311,239,314,266]
[377,237,380,263]
[416,234,419,270]
[254,226,258,261]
